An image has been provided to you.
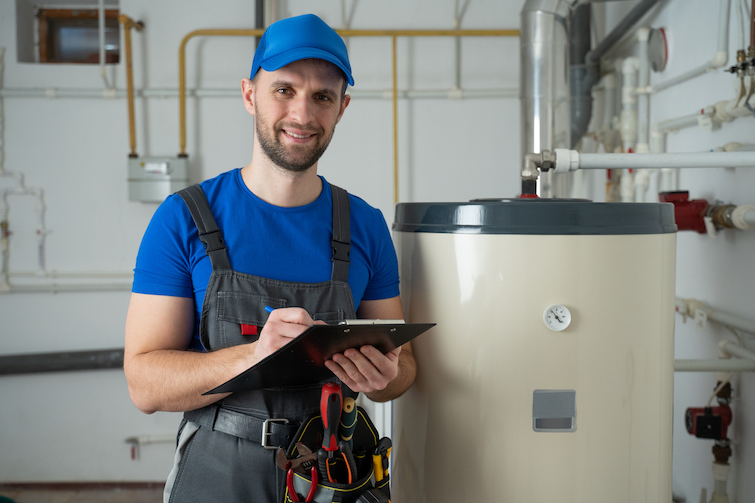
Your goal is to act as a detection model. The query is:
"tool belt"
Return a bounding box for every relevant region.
[184,405,300,449]
[279,406,391,503]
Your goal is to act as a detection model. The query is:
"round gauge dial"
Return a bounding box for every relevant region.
[543,304,572,332]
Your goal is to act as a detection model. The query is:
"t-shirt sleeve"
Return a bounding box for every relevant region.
[361,209,400,301]
[132,195,195,298]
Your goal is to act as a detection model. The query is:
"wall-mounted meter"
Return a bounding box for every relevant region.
[128,157,189,203]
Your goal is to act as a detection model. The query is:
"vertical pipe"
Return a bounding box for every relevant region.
[520,0,572,198]
[118,15,139,158]
[393,35,399,205]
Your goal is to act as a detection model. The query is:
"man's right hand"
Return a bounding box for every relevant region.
[255,307,324,360]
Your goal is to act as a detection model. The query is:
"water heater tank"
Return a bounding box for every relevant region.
[392,199,677,503]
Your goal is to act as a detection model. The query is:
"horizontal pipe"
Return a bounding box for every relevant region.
[674,359,755,372]
[0,282,132,294]
[676,297,755,335]
[577,152,755,170]
[0,87,518,100]
[0,349,124,376]
[721,341,755,362]
[653,107,715,134]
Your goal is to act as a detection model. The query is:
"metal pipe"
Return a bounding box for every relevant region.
[0,349,124,375]
[520,0,572,197]
[117,14,144,158]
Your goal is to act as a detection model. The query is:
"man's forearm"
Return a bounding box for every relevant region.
[125,344,256,414]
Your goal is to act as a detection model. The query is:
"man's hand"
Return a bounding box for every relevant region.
[256,307,325,360]
[325,345,402,394]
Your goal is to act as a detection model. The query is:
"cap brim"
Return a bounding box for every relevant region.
[260,47,354,86]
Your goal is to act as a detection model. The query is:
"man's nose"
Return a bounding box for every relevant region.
[288,95,316,125]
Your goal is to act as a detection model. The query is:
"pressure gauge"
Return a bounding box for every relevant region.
[543,304,572,332]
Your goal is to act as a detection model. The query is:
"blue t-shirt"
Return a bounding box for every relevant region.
[132,169,399,348]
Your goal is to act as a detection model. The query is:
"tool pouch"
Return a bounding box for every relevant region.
[281,406,386,503]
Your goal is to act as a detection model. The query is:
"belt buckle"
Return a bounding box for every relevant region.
[261,418,289,449]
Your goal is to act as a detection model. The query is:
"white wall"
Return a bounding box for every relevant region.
[0,0,520,484]
[0,0,753,501]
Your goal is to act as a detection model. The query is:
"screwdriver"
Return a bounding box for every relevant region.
[340,397,357,451]
[319,382,342,482]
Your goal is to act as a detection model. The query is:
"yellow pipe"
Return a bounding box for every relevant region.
[177,28,520,199]
[118,14,143,157]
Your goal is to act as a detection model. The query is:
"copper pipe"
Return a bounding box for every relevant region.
[177,28,520,197]
[118,14,144,158]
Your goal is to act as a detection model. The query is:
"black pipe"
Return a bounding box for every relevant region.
[570,3,592,148]
[571,0,662,144]
[255,0,265,46]
[0,349,124,376]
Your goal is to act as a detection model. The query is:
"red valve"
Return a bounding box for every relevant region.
[685,405,732,440]
[659,191,710,233]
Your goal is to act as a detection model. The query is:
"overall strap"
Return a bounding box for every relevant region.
[177,184,232,270]
[330,184,351,283]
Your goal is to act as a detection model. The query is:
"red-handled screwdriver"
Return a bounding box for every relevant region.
[320,382,343,452]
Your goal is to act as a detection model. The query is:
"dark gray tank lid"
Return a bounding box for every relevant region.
[393,199,677,235]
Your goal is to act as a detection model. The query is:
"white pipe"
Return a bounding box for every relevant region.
[721,340,755,363]
[653,107,715,134]
[620,57,639,152]
[552,150,755,171]
[0,87,520,100]
[651,0,730,93]
[674,359,755,372]
[0,282,132,294]
[636,29,650,153]
[676,297,755,335]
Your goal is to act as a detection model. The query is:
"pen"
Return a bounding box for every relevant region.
[264,306,275,314]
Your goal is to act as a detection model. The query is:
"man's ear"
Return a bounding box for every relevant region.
[241,78,256,116]
[336,93,351,124]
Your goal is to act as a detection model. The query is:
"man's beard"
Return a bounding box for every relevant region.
[255,114,335,173]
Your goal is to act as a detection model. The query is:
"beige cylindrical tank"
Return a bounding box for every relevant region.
[392,199,677,503]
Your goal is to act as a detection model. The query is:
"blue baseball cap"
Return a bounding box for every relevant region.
[250,14,354,86]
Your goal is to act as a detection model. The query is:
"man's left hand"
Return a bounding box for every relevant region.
[324,345,401,393]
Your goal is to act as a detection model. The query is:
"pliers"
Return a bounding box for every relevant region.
[287,464,318,502]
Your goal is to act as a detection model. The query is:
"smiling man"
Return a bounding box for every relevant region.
[124,14,415,503]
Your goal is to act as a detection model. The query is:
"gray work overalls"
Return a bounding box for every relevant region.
[164,183,356,503]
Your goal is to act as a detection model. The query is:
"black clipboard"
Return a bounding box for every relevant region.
[205,322,434,394]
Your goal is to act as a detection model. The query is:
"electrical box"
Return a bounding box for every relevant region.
[128,157,189,203]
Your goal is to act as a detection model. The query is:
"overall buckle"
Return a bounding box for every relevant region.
[261,418,290,449]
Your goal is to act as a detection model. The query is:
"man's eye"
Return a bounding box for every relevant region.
[276,88,291,95]
[317,95,331,101]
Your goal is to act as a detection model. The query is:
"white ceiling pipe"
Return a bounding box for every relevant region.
[674,358,755,372]
[651,0,731,94]
[551,149,755,172]
[0,87,519,100]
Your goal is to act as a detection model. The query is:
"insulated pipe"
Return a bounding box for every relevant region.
[652,0,730,93]
[548,150,755,172]
[0,349,124,375]
[519,0,572,194]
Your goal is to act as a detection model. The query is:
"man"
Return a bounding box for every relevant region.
[124,14,416,502]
